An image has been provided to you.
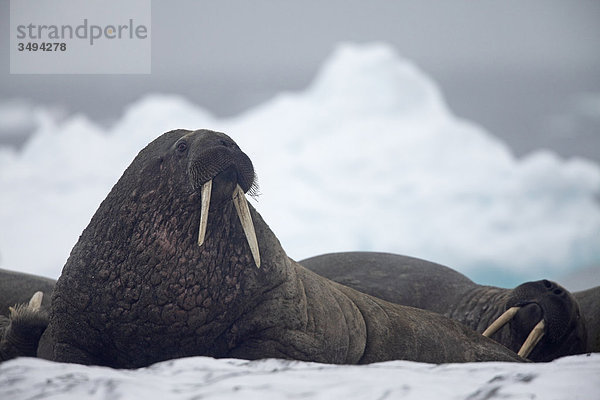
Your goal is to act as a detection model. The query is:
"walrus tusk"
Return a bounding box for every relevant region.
[518,319,545,358]
[28,291,43,311]
[482,306,520,337]
[232,184,261,268]
[198,180,213,247]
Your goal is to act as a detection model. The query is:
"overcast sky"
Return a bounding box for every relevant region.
[1,0,599,160]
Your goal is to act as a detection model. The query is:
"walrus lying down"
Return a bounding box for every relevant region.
[302,252,594,361]
[13,129,522,367]
[0,269,55,360]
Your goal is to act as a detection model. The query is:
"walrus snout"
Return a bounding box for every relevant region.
[511,281,584,339]
[184,130,256,194]
[483,280,587,360]
[513,300,586,361]
[188,147,256,194]
[180,130,260,268]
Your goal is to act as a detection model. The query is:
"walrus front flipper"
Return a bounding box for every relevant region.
[0,291,49,361]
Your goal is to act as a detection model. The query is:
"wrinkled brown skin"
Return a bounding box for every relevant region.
[3,268,598,362]
[301,252,591,361]
[575,287,600,352]
[36,129,522,368]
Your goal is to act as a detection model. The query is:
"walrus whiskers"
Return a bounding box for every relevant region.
[517,319,545,358]
[8,291,44,317]
[482,306,520,337]
[232,185,261,268]
[197,180,213,247]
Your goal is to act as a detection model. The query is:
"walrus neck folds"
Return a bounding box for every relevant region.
[450,286,510,333]
[46,178,281,367]
[39,130,277,367]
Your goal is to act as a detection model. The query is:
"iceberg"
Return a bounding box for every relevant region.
[0,43,599,286]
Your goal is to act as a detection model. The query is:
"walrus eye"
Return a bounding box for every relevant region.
[176,140,188,153]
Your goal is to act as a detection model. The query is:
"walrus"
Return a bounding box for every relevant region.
[301,252,592,361]
[35,129,522,367]
[0,269,54,361]
[0,291,48,360]
[0,268,55,315]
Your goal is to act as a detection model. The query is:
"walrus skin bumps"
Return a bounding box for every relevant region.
[37,129,522,367]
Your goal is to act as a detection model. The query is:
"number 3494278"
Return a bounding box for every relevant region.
[17,42,67,51]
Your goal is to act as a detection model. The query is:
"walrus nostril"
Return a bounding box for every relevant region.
[177,141,188,153]
[543,280,552,288]
[553,288,563,295]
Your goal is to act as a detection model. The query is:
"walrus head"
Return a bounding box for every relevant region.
[40,129,283,367]
[483,279,587,361]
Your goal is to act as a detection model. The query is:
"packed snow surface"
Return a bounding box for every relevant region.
[1,354,598,400]
[1,43,599,286]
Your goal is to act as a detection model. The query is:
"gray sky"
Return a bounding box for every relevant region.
[1,0,599,160]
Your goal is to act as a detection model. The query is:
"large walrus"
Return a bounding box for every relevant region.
[301,252,594,361]
[31,129,522,367]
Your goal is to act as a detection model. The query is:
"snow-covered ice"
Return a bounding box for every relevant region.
[1,354,598,400]
[1,42,599,287]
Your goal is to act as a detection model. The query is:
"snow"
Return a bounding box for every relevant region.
[1,354,598,400]
[1,42,600,287]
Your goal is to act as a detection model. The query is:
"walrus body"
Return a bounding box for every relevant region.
[36,129,521,367]
[302,252,590,361]
[574,286,600,352]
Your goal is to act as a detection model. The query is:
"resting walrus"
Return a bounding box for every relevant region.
[0,269,54,361]
[301,252,591,361]
[34,129,521,367]
[0,269,55,316]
